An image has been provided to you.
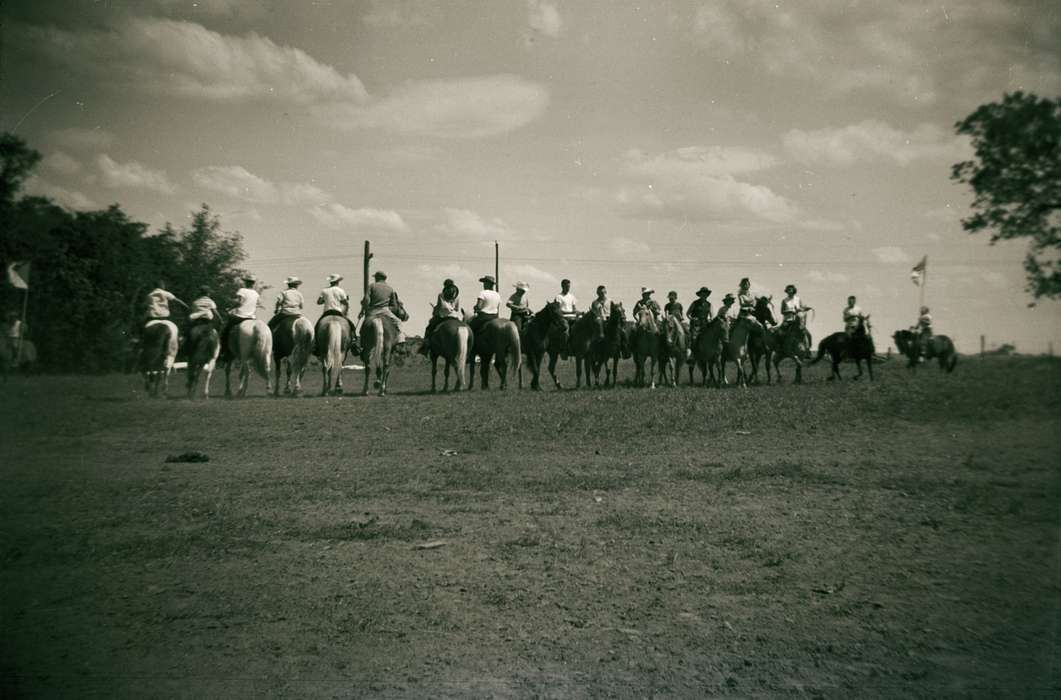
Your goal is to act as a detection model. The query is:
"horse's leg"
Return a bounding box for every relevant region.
[431,354,439,393]
[320,360,329,396]
[548,353,562,389]
[868,357,875,381]
[362,357,371,396]
[794,357,802,384]
[203,363,214,399]
[496,354,508,391]
[225,361,233,398]
[379,354,389,397]
[238,358,249,398]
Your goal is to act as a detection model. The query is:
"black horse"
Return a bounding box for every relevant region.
[521,301,568,390]
[810,315,875,381]
[589,302,626,387]
[893,329,958,373]
[749,296,777,384]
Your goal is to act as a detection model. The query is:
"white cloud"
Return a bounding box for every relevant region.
[23,176,96,210]
[528,1,563,38]
[192,165,278,203]
[49,127,116,151]
[41,152,81,176]
[314,75,549,139]
[97,154,176,194]
[807,270,851,284]
[871,246,911,264]
[615,147,796,223]
[281,182,331,207]
[362,0,438,28]
[609,237,651,256]
[783,121,970,166]
[506,263,559,288]
[309,204,408,233]
[438,208,513,239]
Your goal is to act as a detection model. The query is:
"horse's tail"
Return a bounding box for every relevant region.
[808,337,828,366]
[369,318,385,370]
[506,321,522,374]
[324,319,345,387]
[456,324,471,384]
[292,317,314,370]
[252,321,272,378]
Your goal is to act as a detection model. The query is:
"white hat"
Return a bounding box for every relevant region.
[514,281,529,291]
[327,273,343,284]
[241,274,256,283]
[284,276,302,286]
[641,286,654,295]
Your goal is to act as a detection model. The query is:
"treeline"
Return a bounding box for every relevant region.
[0,133,249,372]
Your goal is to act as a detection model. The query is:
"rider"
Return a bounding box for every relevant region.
[687,287,713,343]
[2,310,24,363]
[186,285,222,336]
[737,278,756,321]
[145,280,187,325]
[219,275,259,362]
[419,278,462,355]
[268,276,304,332]
[664,290,684,320]
[506,281,532,332]
[360,270,407,342]
[470,275,502,335]
[632,287,661,321]
[779,284,812,348]
[317,273,359,352]
[916,305,933,361]
[590,284,613,322]
[553,279,578,358]
[716,293,736,339]
[843,295,865,338]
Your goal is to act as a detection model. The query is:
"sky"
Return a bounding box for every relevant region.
[2,0,1059,352]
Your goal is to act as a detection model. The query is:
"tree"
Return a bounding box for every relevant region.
[952,92,1061,299]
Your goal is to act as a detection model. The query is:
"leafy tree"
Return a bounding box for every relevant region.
[164,204,250,310]
[0,132,41,205]
[952,92,1061,299]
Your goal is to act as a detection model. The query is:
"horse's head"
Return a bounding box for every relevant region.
[394,299,409,322]
[635,308,658,333]
[754,296,776,325]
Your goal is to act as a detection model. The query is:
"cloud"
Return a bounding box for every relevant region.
[23,176,96,210]
[783,121,970,166]
[807,270,851,284]
[506,263,559,288]
[49,127,116,150]
[528,1,563,38]
[615,146,796,223]
[609,237,651,256]
[149,0,264,18]
[281,182,331,207]
[871,246,911,264]
[41,151,81,176]
[314,75,549,139]
[308,204,408,233]
[362,0,438,28]
[438,208,513,239]
[97,154,176,194]
[192,165,277,203]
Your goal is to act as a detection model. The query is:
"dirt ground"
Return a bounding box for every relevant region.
[2,356,1059,698]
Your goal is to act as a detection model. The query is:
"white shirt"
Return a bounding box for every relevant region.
[233,288,259,318]
[554,291,578,315]
[318,286,348,314]
[189,296,217,321]
[780,295,803,318]
[147,289,176,318]
[276,289,304,314]
[476,289,502,315]
[843,305,863,327]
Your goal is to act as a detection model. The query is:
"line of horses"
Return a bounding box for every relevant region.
[137,296,957,399]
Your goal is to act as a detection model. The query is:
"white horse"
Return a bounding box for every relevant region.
[140,320,179,398]
[224,319,273,398]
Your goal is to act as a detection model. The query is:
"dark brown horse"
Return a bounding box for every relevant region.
[749,296,777,384]
[589,303,626,387]
[771,314,813,384]
[271,316,314,396]
[630,309,660,388]
[185,322,220,399]
[810,316,875,381]
[521,302,568,391]
[140,320,179,398]
[688,317,726,387]
[657,314,687,387]
[468,317,522,390]
[720,316,754,388]
[429,318,473,392]
[568,312,603,389]
[893,329,958,373]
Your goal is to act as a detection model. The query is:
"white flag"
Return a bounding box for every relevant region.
[910,255,926,286]
[6,261,29,290]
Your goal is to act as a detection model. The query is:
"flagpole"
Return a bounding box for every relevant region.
[919,266,926,310]
[16,286,28,365]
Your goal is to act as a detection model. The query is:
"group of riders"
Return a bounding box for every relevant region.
[137,272,940,364]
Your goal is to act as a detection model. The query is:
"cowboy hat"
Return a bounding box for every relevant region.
[514,281,529,291]
[327,273,343,284]
[241,274,256,283]
[785,284,796,294]
[284,276,302,286]
[479,275,496,285]
[696,286,712,296]
[722,293,736,304]
[640,286,654,295]
[373,270,387,280]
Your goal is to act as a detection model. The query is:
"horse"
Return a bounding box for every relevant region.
[893,329,958,373]
[140,320,179,398]
[749,296,777,384]
[810,316,875,381]
[468,318,522,390]
[271,316,314,397]
[314,315,351,396]
[429,317,473,392]
[185,322,220,399]
[589,303,626,387]
[630,309,660,388]
[224,319,273,397]
[770,313,813,384]
[688,317,726,387]
[720,316,755,388]
[657,314,688,387]
[360,311,404,396]
[567,312,603,389]
[521,301,568,391]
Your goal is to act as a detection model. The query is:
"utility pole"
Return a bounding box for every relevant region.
[980,334,985,359]
[494,240,500,290]
[363,240,372,298]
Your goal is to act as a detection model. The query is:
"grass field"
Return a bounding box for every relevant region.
[2,356,1059,698]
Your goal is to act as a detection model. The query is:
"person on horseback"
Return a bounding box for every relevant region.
[419,278,462,355]
[360,270,407,342]
[506,281,532,331]
[219,275,259,362]
[664,291,684,320]
[145,281,188,324]
[268,276,304,332]
[737,278,756,319]
[779,284,812,348]
[317,273,359,353]
[843,295,865,337]
[632,287,661,321]
[553,279,579,358]
[688,287,712,343]
[186,285,221,334]
[590,285,613,321]
[2,310,24,365]
[916,305,933,362]
[470,275,501,335]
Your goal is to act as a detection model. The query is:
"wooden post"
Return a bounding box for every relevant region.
[980,334,985,359]
[362,240,372,297]
[494,240,500,291]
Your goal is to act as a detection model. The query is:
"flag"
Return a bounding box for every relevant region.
[6,261,29,290]
[910,255,926,286]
